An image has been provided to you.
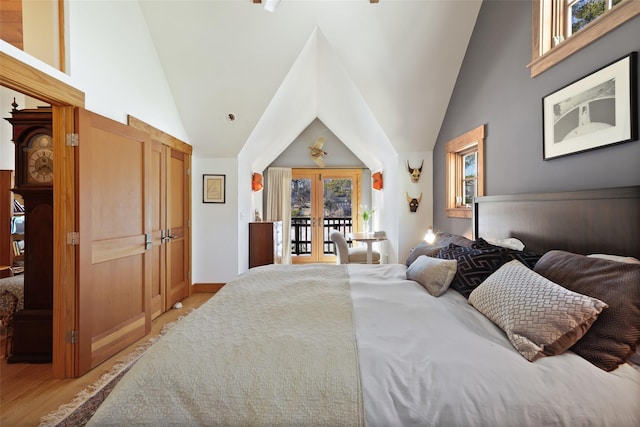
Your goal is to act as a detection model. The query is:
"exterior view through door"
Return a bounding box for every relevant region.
[291,169,361,264]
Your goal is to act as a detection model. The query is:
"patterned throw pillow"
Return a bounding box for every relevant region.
[437,244,510,298]
[535,250,640,371]
[469,260,608,361]
[406,255,457,297]
[473,238,542,269]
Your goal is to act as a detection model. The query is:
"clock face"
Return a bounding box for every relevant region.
[26,134,54,185]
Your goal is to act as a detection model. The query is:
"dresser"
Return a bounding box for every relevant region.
[249,221,283,268]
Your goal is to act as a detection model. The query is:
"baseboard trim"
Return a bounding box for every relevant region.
[192,283,225,293]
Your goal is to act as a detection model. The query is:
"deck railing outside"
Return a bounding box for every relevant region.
[291,217,353,255]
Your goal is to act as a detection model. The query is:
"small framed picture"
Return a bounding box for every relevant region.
[542,52,637,160]
[203,174,226,203]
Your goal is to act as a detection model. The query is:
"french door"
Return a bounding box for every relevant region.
[291,169,361,264]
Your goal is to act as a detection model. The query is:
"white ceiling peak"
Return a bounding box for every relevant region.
[244,26,391,172]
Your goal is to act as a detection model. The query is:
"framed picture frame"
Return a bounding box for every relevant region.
[203,174,226,203]
[542,52,637,160]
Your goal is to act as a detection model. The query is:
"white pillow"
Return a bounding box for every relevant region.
[406,255,457,297]
[587,254,640,264]
[469,260,608,362]
[484,237,525,251]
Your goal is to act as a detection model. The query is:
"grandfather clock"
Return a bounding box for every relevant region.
[5,104,54,363]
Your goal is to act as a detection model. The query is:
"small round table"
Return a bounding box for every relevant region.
[348,232,387,264]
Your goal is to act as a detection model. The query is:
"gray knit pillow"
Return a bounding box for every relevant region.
[406,255,457,297]
[470,260,608,361]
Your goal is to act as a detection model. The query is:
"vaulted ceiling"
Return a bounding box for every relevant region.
[138,0,482,159]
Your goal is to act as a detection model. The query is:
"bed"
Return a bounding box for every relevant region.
[88,186,640,426]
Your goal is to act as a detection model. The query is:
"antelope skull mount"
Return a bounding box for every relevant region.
[407,160,424,183]
[406,192,422,213]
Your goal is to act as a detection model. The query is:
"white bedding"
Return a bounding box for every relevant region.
[349,264,640,426]
[89,264,640,426]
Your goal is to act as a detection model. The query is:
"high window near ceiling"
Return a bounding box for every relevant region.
[529,0,640,77]
[445,125,485,219]
[0,0,64,71]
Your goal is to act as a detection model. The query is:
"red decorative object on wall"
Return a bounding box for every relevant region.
[252,173,263,192]
[372,172,383,190]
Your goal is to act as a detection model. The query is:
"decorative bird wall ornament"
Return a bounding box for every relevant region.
[309,137,328,167]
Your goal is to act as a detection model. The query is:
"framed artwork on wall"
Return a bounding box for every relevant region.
[542,52,637,160]
[203,174,226,203]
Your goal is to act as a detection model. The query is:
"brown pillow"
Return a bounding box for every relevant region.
[534,250,640,371]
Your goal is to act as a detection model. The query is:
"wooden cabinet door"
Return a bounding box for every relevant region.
[249,222,274,268]
[249,222,282,267]
[150,141,166,319]
[76,108,152,375]
[165,148,190,309]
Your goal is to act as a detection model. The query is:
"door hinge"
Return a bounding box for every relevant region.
[67,231,80,245]
[186,168,191,176]
[187,219,190,228]
[66,330,78,343]
[66,133,79,147]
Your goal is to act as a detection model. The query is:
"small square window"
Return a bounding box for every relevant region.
[446,125,485,218]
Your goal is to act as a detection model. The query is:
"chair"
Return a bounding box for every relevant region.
[329,230,380,264]
[0,290,19,358]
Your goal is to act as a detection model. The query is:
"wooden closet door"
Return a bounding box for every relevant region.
[76,108,151,375]
[150,141,166,319]
[165,148,190,309]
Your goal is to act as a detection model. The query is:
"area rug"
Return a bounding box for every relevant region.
[39,310,194,427]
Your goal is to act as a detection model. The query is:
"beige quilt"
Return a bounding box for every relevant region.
[88,264,364,426]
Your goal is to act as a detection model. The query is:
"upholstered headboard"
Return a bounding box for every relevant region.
[473,186,640,259]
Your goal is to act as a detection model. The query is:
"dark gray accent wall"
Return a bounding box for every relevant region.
[433,0,640,237]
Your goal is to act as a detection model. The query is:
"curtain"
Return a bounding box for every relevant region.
[266,167,292,264]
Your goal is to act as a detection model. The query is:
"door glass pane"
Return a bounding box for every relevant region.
[323,178,353,255]
[291,178,311,256]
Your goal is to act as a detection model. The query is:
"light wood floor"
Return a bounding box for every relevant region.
[0,292,215,427]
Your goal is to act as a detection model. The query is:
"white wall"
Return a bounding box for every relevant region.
[66,0,187,141]
[191,156,239,284]
[397,151,433,263]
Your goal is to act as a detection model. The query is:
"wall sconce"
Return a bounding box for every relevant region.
[372,171,383,190]
[424,227,436,244]
[252,173,263,192]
